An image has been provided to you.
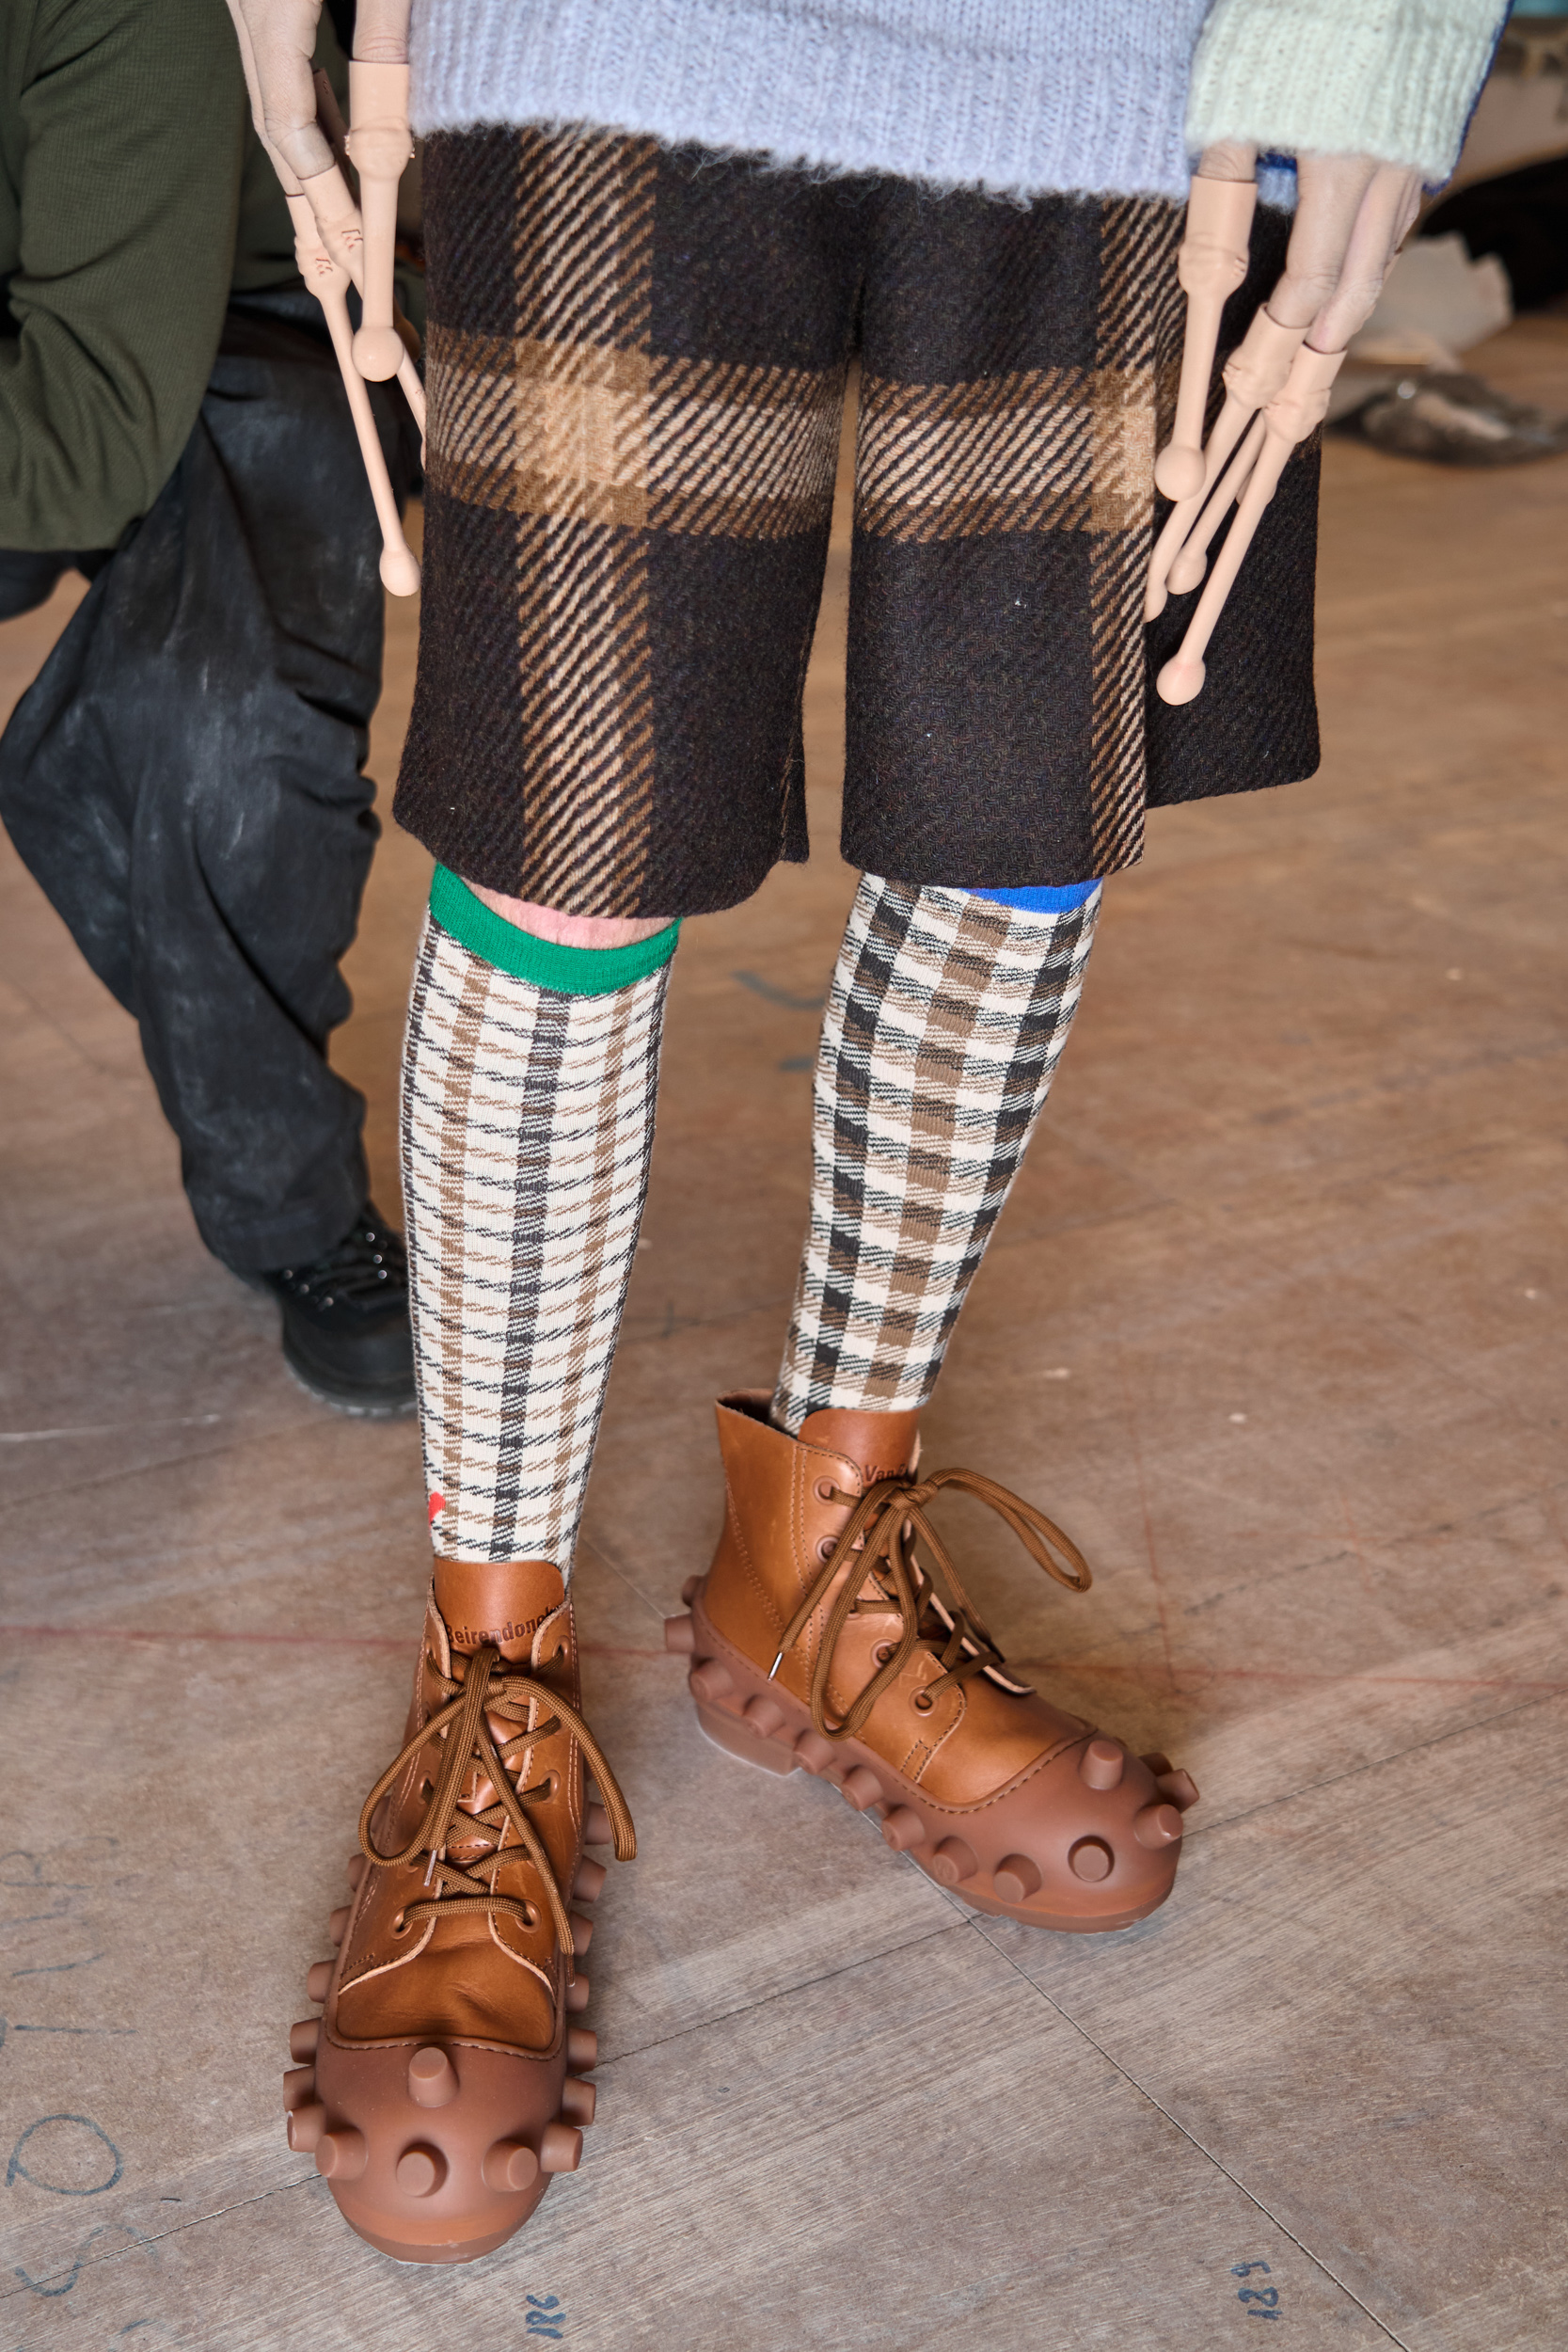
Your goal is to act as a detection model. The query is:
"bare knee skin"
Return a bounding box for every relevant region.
[466,885,673,952]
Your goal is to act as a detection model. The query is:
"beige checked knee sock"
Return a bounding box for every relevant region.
[771,873,1099,1432]
[401,871,676,1574]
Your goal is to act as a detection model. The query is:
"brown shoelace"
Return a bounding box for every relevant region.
[357,1643,635,1959]
[770,1466,1091,1743]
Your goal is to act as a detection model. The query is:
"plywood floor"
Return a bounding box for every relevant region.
[2,322,1566,2352]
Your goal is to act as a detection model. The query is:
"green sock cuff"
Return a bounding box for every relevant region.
[429,866,680,996]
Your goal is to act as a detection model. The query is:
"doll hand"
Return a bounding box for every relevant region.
[224,0,331,188]
[224,0,410,187]
[1268,152,1423,354]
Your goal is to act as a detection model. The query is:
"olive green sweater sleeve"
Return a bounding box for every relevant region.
[0,0,247,550]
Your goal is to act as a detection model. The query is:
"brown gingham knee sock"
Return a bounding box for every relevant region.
[771,874,1100,1432]
[401,876,674,1576]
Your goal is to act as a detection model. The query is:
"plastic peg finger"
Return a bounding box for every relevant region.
[1154,177,1256,502]
[1157,343,1344,706]
[1220,306,1308,418]
[1146,305,1305,619]
[297,161,363,285]
[285,194,420,597]
[346,60,413,381]
[396,348,427,442]
[1164,411,1266,596]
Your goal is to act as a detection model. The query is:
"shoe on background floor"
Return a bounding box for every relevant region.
[284,1558,634,2263]
[255,1200,416,1416]
[666,1393,1197,1935]
[1350,368,1568,466]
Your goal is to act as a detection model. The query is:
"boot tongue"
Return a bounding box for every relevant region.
[799,1406,921,1488]
[433,1556,566,1662]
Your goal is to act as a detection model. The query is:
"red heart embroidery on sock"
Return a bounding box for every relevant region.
[427,1492,445,1524]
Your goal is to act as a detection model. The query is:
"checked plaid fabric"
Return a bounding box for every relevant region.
[397,124,1320,917]
[402,913,668,1571]
[772,875,1099,1431]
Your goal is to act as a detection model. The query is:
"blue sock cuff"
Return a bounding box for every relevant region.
[972,882,1101,914]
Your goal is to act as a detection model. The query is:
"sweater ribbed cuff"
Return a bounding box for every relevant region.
[429,866,680,995]
[1186,0,1507,182]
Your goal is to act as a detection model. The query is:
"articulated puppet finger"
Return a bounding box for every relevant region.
[225,0,334,187]
[1156,342,1343,707]
[285,194,420,597]
[1152,164,1257,504]
[1164,411,1266,597]
[1146,301,1303,617]
[309,72,425,441]
[347,43,415,384]
[1298,159,1424,357]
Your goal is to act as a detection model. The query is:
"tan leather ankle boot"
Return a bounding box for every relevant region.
[283,1559,633,2262]
[666,1393,1196,1933]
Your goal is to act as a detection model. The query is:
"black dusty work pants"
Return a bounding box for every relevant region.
[0,290,414,1274]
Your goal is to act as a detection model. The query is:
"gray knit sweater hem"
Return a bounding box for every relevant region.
[408,0,1213,202]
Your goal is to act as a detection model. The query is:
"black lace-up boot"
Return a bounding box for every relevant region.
[259,1201,415,1416]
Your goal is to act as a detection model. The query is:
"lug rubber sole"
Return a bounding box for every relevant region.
[285,1811,611,2263]
[670,1582,1188,1935]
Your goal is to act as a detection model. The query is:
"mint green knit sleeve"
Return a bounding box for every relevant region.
[1186,0,1509,182]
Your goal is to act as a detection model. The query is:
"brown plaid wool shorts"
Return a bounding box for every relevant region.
[394,127,1320,917]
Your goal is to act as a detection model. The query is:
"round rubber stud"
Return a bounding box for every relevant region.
[539,2122,583,2174]
[841,1766,883,1813]
[1156,1769,1200,1813]
[407,2045,458,2108]
[574,1857,608,1903]
[1069,1836,1115,1883]
[327,1906,350,1947]
[282,2065,316,2113]
[316,2127,369,2182]
[928,1837,978,1887]
[795,1730,836,1773]
[565,1973,591,2014]
[395,2144,448,2198]
[689,1660,735,1703]
[288,2020,319,2063]
[663,1614,697,1655]
[584,1803,610,1844]
[1133,1803,1184,1849]
[287,2102,325,2153]
[1140,1752,1173,1778]
[560,2077,596,2127]
[993,1853,1042,1903]
[1079,1738,1124,1791]
[743,1694,785,1738]
[881,1805,927,1853]
[566,2026,598,2072]
[482,2137,540,2193]
[680,1575,702,1605]
[571,1912,594,1956]
[305,1961,333,2004]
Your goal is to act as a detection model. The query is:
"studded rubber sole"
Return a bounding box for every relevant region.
[667,1581,1195,1935]
[283,1807,611,2263]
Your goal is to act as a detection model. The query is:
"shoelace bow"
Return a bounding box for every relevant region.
[770,1466,1092,1744]
[357,1644,635,1958]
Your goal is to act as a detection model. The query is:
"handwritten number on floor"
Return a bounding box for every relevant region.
[1232,2260,1282,2317]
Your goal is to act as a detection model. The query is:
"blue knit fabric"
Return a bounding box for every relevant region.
[974,883,1101,914]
